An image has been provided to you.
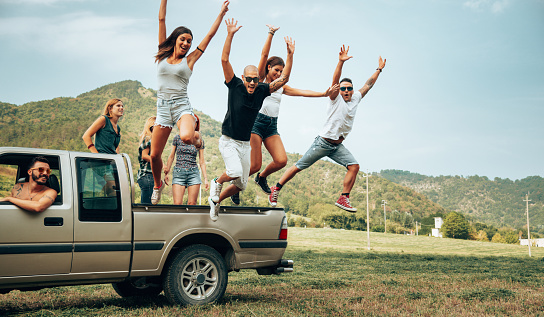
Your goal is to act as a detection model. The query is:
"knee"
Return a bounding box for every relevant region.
[348,164,360,173]
[251,161,262,173]
[150,151,161,161]
[178,132,192,145]
[276,157,288,168]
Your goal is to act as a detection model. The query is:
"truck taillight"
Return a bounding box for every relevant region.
[279,216,288,240]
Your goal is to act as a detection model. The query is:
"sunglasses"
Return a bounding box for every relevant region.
[340,86,354,91]
[30,167,52,175]
[245,76,259,83]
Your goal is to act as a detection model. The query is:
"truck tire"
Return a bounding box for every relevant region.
[164,244,228,306]
[112,278,163,297]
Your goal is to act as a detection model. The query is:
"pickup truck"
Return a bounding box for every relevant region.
[0,147,292,306]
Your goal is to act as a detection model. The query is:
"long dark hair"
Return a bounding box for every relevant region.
[265,56,285,76]
[155,26,193,63]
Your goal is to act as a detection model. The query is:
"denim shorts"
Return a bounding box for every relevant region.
[251,113,279,140]
[295,136,358,170]
[156,97,194,128]
[172,167,201,187]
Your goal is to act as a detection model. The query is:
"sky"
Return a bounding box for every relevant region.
[0,0,543,180]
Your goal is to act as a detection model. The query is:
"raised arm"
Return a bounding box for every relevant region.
[257,24,280,82]
[221,18,242,83]
[158,0,167,45]
[359,56,386,98]
[330,45,353,100]
[187,1,230,69]
[269,37,294,93]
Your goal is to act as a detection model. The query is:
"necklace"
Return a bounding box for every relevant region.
[28,185,45,201]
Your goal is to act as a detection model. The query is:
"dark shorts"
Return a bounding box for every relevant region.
[251,113,279,140]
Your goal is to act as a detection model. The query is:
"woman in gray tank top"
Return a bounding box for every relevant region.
[149,0,230,205]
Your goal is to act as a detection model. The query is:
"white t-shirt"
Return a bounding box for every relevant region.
[319,91,363,140]
[259,87,283,117]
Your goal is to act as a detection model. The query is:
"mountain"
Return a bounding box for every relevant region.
[379,170,544,234]
[1,80,448,230]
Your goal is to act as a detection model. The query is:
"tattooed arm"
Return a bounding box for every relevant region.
[359,56,386,98]
[269,36,294,93]
[1,187,57,213]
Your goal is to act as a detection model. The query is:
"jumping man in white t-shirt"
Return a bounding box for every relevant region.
[268,45,386,212]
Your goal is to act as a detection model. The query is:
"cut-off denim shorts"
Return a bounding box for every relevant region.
[251,113,279,140]
[172,167,201,187]
[295,136,358,170]
[155,97,194,128]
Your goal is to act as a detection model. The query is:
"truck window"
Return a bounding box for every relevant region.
[0,154,62,204]
[76,158,122,222]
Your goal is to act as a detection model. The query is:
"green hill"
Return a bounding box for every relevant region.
[1,80,448,230]
[379,169,544,234]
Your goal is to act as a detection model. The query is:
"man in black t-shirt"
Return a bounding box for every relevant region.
[208,18,294,221]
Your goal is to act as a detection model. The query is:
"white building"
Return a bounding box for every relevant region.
[519,238,544,247]
[431,217,443,238]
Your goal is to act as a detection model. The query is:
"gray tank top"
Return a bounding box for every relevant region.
[157,58,193,101]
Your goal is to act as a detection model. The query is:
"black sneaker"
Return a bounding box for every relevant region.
[254,173,271,194]
[230,192,240,205]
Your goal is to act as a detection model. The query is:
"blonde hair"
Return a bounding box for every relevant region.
[140,116,157,143]
[102,98,123,117]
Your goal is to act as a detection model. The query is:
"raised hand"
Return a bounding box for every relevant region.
[266,24,280,34]
[225,18,242,35]
[378,56,386,70]
[324,84,340,96]
[285,36,295,55]
[339,45,353,62]
[220,1,230,16]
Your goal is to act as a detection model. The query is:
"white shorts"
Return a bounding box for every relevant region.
[219,135,251,190]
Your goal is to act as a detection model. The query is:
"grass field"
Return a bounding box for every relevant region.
[2,228,544,316]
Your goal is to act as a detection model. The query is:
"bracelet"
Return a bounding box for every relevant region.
[269,31,275,35]
[376,68,383,72]
[197,47,204,53]
[87,143,95,149]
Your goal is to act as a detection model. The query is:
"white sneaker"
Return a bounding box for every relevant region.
[210,178,222,203]
[208,196,219,222]
[151,180,164,205]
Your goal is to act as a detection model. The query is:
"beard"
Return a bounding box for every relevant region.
[32,172,48,185]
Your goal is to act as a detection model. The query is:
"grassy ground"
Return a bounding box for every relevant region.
[2,228,544,316]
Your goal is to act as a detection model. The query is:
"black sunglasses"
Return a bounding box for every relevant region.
[245,76,259,83]
[340,86,353,91]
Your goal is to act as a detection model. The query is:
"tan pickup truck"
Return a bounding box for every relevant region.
[0,147,292,306]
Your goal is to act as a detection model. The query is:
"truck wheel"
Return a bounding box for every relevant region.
[164,244,228,306]
[112,278,163,297]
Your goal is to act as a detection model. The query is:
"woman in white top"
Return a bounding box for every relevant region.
[245,25,338,201]
[150,0,229,204]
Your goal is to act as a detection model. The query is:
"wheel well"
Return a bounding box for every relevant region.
[164,233,235,271]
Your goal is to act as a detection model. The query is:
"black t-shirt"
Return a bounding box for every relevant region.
[222,75,271,141]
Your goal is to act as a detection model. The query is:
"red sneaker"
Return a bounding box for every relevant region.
[269,186,280,207]
[335,195,357,212]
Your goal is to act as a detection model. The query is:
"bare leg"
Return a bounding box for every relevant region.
[176,114,200,147]
[150,126,172,188]
[260,135,287,178]
[216,171,237,184]
[186,184,200,205]
[172,184,186,205]
[249,133,263,176]
[342,164,360,194]
[278,165,302,187]
[218,184,241,203]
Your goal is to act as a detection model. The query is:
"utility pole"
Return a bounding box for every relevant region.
[363,171,370,250]
[381,200,387,233]
[416,221,418,236]
[524,193,532,257]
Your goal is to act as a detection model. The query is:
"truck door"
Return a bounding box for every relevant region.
[70,155,132,278]
[0,153,73,279]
